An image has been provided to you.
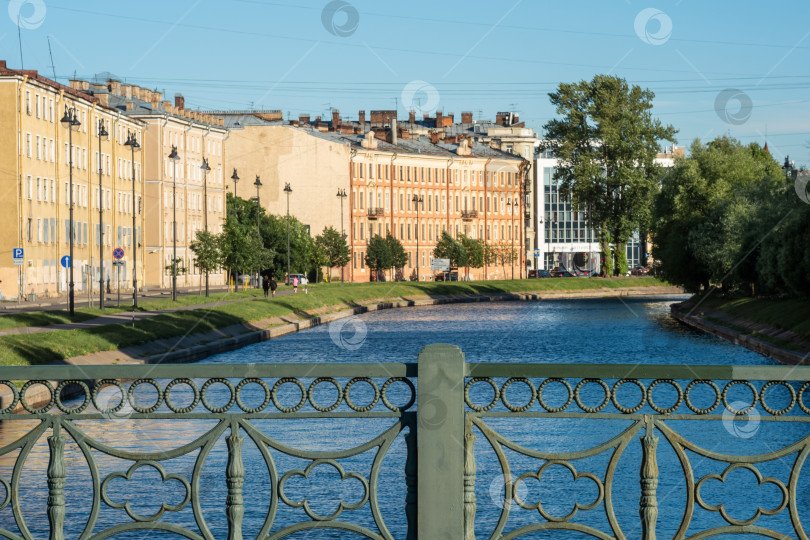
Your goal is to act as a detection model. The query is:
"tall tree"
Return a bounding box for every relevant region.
[315,226,350,281]
[433,231,466,269]
[459,234,485,279]
[386,234,408,280]
[365,234,392,281]
[542,74,677,275]
[189,230,222,297]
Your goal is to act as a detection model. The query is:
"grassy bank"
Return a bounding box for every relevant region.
[0,277,671,366]
[684,294,810,341]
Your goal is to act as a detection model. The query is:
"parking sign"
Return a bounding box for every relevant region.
[13,248,23,265]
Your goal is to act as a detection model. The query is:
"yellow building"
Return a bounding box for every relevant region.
[69,80,229,290]
[0,61,145,302]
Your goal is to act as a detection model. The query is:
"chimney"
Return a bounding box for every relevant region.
[125,101,134,111]
[175,93,185,110]
[98,94,110,107]
[110,80,122,95]
[461,111,473,124]
[299,113,310,124]
[391,118,397,146]
[332,109,340,128]
[359,110,365,125]
[436,111,443,127]
[124,85,132,99]
[409,110,416,123]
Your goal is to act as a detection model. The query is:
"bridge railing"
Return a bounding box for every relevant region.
[0,345,808,539]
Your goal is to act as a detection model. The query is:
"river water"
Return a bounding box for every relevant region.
[2,295,808,539]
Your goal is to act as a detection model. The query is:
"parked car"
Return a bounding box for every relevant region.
[434,271,459,282]
[630,265,650,276]
[532,269,553,278]
[285,273,309,286]
[552,270,574,278]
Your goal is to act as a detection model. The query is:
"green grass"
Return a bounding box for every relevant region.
[0,277,672,366]
[687,294,810,342]
[0,310,97,330]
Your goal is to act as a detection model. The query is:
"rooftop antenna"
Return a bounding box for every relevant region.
[47,36,57,79]
[17,14,24,69]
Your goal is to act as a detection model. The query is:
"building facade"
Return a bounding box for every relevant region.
[0,62,145,301]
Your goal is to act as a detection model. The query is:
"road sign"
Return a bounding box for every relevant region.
[60,255,71,268]
[430,258,450,272]
[13,248,23,259]
[534,249,541,258]
[113,247,125,260]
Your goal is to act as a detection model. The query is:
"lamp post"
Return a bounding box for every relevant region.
[230,169,239,219]
[336,188,347,281]
[201,158,211,297]
[284,182,292,282]
[783,155,795,179]
[412,194,423,281]
[96,119,108,310]
[124,131,141,308]
[60,106,80,317]
[507,197,515,280]
[254,175,263,288]
[168,145,180,301]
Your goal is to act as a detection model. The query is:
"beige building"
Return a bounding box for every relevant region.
[69,80,229,290]
[0,61,145,301]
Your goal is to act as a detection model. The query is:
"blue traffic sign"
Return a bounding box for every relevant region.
[60,255,71,268]
[13,248,23,259]
[113,247,125,260]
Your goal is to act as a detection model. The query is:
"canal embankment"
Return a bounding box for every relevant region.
[671,298,810,365]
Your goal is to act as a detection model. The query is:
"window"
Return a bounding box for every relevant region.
[26,133,32,157]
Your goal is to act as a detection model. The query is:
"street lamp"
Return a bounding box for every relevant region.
[230,169,239,219]
[201,158,211,297]
[124,130,141,308]
[96,118,108,310]
[336,188,347,281]
[254,175,263,288]
[284,182,292,282]
[60,105,81,317]
[168,145,180,301]
[783,155,795,179]
[507,197,515,280]
[412,194,423,281]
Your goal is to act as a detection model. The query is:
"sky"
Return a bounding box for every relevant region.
[3,0,809,166]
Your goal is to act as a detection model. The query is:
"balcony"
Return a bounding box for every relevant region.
[2,345,808,539]
[367,207,384,219]
[461,209,478,221]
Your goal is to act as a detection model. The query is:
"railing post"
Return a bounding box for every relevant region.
[47,420,66,540]
[226,422,245,540]
[640,416,659,540]
[405,414,418,540]
[464,431,477,540]
[418,343,466,539]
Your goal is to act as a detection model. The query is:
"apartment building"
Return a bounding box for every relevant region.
[70,80,229,290]
[0,61,145,300]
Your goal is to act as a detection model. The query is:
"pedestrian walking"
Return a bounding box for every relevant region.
[262,275,270,297]
[293,276,299,294]
[270,277,277,297]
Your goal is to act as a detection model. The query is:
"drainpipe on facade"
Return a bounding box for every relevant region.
[17,76,28,302]
[390,153,397,253]
[445,156,454,233]
[349,147,356,283]
[483,158,491,281]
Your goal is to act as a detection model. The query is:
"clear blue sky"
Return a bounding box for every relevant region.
[3,0,809,166]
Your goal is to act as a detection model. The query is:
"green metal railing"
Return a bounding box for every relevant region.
[0,345,808,539]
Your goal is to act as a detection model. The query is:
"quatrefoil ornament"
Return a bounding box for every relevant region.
[696,462,788,526]
[514,460,604,522]
[278,459,369,521]
[101,460,191,522]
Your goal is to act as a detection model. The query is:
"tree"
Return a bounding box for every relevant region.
[365,234,392,281]
[459,234,485,279]
[220,221,259,281]
[189,230,222,297]
[433,232,466,269]
[386,234,408,280]
[315,226,350,281]
[542,74,677,276]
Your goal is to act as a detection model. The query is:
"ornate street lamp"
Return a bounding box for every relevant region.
[284,182,293,282]
[230,169,239,219]
[168,145,180,301]
[60,105,81,317]
[96,118,108,309]
[201,158,211,297]
[412,194,423,281]
[254,175,263,288]
[124,130,141,308]
[336,188,347,281]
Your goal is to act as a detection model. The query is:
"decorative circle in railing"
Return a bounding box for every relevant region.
[721,380,758,415]
[92,379,127,415]
[200,378,235,413]
[647,379,683,414]
[759,381,796,416]
[128,379,164,414]
[537,378,573,413]
[164,378,200,414]
[574,378,611,413]
[344,377,380,412]
[380,377,416,412]
[55,380,90,414]
[611,379,647,414]
[0,381,19,415]
[235,377,271,413]
[271,377,307,413]
[684,379,721,414]
[308,377,343,412]
[20,380,55,414]
[799,382,810,415]
[500,377,536,412]
[464,377,500,412]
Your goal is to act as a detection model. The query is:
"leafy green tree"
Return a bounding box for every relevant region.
[315,226,350,281]
[189,230,222,297]
[386,234,408,280]
[433,231,466,269]
[365,234,392,281]
[459,234,485,279]
[220,221,259,280]
[542,74,677,276]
